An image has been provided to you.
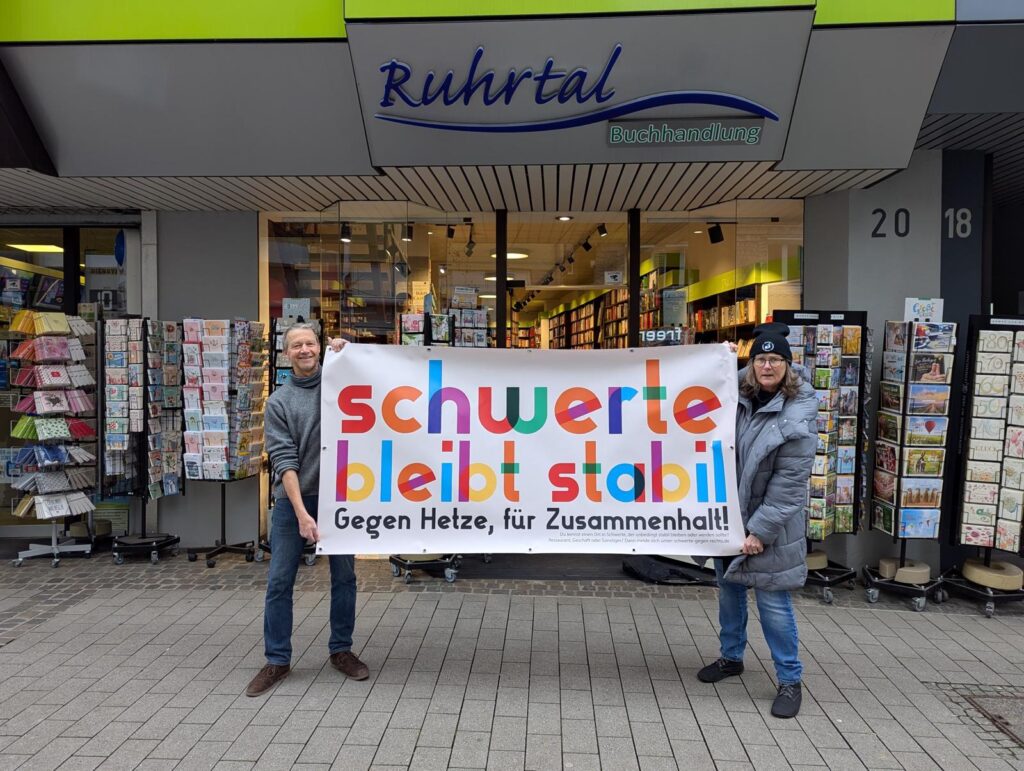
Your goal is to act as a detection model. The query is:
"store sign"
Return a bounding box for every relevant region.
[318,344,743,555]
[376,44,778,134]
[608,118,764,147]
[347,11,813,165]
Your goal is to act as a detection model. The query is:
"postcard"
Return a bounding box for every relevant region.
[885,321,907,352]
[1006,426,1024,458]
[901,478,942,508]
[838,386,858,417]
[905,416,948,446]
[838,417,857,445]
[913,322,956,352]
[966,460,1001,483]
[899,509,940,539]
[1009,395,1024,426]
[903,448,944,477]
[979,330,1013,353]
[976,352,1011,375]
[840,358,860,386]
[976,373,1010,397]
[875,441,900,474]
[816,347,833,367]
[873,469,897,505]
[837,446,857,475]
[841,326,862,356]
[1004,457,1024,490]
[970,418,1005,441]
[1014,364,1024,394]
[973,396,1008,420]
[882,352,906,383]
[1017,331,1024,362]
[836,475,855,505]
[907,384,950,415]
[999,488,1023,523]
[872,501,895,535]
[961,523,994,548]
[996,521,1021,553]
[910,353,953,384]
[835,505,854,534]
[970,439,1004,462]
[964,481,1000,505]
[813,368,834,390]
[963,503,997,526]
[879,382,903,412]
[876,411,902,444]
[816,412,836,433]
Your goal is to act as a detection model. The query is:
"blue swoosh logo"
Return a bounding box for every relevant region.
[375,90,779,133]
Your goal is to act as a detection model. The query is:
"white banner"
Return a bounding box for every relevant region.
[317,344,743,556]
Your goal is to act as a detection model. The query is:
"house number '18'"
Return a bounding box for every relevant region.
[944,207,973,238]
[871,208,910,238]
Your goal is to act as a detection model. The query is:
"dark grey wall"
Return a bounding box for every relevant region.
[993,204,1024,314]
[803,190,850,308]
[157,211,261,547]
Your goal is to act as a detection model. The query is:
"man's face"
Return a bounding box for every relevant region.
[286,329,321,376]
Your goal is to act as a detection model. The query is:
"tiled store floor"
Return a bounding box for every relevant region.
[0,554,1023,770]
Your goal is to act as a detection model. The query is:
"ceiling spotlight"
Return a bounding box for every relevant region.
[597,224,608,238]
[466,237,476,251]
[581,239,592,252]
[427,230,434,235]
[439,266,446,274]
[556,215,573,222]
[692,229,703,235]
[489,250,529,260]
[465,244,474,257]
[567,255,575,264]
[340,223,352,243]
[708,223,725,244]
[558,263,566,272]
[402,224,413,242]
[446,225,455,239]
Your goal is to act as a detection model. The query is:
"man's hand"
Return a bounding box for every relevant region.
[327,337,347,353]
[741,534,764,555]
[298,513,320,543]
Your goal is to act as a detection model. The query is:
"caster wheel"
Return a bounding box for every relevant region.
[847,580,856,590]
[171,548,180,557]
[984,601,995,618]
[304,554,316,567]
[12,559,23,567]
[821,587,834,605]
[214,539,222,547]
[114,554,125,565]
[444,567,457,583]
[245,552,255,563]
[84,551,91,559]
[482,554,492,564]
[391,563,401,577]
[934,589,948,604]
[150,551,159,565]
[187,552,197,562]
[912,597,927,612]
[866,588,879,604]
[451,560,462,570]
[51,559,60,568]
[404,571,413,584]
[254,550,265,562]
[206,559,216,568]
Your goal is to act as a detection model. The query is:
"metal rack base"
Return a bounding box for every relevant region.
[862,565,947,612]
[940,567,1024,618]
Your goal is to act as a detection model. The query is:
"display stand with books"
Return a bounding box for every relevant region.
[864,318,958,611]
[942,315,1024,616]
[8,310,98,566]
[775,310,868,604]
[182,318,267,567]
[106,318,182,565]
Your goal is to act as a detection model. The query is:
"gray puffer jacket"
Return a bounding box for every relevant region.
[721,365,817,591]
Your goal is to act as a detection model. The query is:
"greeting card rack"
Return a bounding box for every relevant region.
[9,311,98,566]
[942,315,1024,616]
[775,310,868,604]
[864,319,958,611]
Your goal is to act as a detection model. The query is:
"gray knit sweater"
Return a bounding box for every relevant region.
[265,369,322,507]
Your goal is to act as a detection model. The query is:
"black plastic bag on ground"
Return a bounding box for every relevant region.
[622,555,718,586]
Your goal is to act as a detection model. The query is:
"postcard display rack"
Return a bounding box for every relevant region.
[775,311,868,604]
[102,318,184,564]
[942,316,1024,617]
[182,319,268,568]
[400,311,487,347]
[8,311,98,566]
[866,320,958,611]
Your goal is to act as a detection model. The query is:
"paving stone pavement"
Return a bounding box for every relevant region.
[0,553,1023,770]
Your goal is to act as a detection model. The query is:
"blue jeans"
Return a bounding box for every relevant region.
[264,495,356,665]
[714,560,802,685]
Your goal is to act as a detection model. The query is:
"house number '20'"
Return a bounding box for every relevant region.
[871,208,910,238]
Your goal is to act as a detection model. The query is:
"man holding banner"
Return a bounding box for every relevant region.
[246,325,368,698]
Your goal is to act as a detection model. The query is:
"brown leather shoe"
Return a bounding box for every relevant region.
[330,651,369,680]
[245,664,290,697]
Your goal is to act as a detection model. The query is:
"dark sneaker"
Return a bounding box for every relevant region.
[697,658,744,683]
[330,651,369,681]
[245,664,290,697]
[771,683,802,718]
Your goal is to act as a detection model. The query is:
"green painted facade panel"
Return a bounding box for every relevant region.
[813,0,954,25]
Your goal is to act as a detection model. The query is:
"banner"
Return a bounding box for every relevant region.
[317,344,743,556]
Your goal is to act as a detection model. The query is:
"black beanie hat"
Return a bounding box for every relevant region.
[751,322,792,362]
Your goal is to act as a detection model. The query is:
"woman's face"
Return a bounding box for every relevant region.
[751,355,787,392]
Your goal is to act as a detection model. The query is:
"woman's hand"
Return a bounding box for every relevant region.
[327,337,347,353]
[723,341,738,354]
[741,534,764,555]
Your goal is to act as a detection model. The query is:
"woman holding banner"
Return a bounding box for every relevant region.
[698,323,816,719]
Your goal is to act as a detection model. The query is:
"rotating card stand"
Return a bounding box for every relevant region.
[186,479,256,568]
[864,315,957,611]
[941,315,1024,616]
